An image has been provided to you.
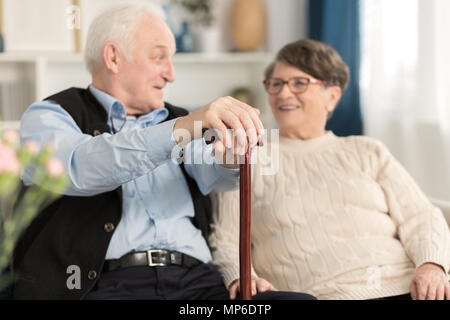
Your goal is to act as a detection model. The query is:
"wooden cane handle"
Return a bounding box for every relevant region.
[202,128,263,147]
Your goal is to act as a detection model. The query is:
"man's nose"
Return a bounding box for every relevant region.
[163,60,176,83]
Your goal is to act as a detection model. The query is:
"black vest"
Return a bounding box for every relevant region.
[12,87,212,299]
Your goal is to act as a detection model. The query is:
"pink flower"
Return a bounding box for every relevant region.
[45,158,65,177]
[25,141,40,155]
[45,142,55,153]
[0,142,21,174]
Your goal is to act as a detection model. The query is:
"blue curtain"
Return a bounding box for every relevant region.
[308,0,363,136]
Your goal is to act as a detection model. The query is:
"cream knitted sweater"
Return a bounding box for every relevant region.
[209,132,450,300]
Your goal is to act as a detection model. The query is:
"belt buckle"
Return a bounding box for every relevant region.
[147,249,167,267]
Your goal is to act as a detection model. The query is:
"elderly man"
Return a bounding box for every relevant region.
[12,4,313,300]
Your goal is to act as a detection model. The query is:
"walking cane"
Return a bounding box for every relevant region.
[239,148,252,300]
[203,129,260,300]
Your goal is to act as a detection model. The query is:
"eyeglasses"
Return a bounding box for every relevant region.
[263,77,325,95]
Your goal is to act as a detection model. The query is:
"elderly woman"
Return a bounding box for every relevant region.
[209,39,450,300]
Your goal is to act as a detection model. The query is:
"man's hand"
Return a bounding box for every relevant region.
[173,96,264,162]
[410,263,450,300]
[228,277,277,300]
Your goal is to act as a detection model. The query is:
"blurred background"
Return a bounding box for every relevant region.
[0,0,449,201]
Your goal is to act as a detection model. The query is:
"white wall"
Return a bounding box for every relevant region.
[264,0,308,53]
[0,0,309,129]
[163,0,308,54]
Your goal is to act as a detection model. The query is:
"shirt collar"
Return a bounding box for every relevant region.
[88,85,169,131]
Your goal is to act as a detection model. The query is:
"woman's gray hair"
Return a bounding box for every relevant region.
[264,61,276,80]
[84,2,165,75]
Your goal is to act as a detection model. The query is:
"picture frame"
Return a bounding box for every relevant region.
[2,0,75,52]
[0,0,4,37]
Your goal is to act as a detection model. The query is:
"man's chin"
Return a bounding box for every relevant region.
[150,100,165,110]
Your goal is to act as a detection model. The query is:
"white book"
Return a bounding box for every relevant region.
[3,0,75,52]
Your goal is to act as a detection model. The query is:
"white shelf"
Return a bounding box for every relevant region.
[1,121,21,130]
[0,52,273,64]
[0,52,80,62]
[173,52,273,64]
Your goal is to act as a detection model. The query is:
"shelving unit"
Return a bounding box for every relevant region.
[0,52,276,130]
[0,0,309,131]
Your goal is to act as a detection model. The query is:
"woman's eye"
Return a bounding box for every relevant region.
[271,81,283,87]
[293,79,307,86]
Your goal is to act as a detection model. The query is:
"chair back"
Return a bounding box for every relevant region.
[430,198,450,228]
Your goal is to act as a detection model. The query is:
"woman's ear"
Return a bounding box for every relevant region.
[325,86,342,113]
[103,43,121,74]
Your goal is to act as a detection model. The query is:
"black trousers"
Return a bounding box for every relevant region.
[372,294,412,300]
[85,263,316,300]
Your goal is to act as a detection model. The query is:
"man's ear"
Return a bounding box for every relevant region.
[103,43,121,74]
[325,86,342,113]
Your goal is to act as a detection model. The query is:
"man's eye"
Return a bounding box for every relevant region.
[151,52,166,61]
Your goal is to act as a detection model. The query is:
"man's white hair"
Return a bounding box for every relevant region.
[84,2,165,75]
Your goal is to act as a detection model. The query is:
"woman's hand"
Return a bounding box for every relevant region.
[410,263,450,300]
[228,277,277,300]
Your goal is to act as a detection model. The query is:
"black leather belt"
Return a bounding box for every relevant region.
[103,250,202,272]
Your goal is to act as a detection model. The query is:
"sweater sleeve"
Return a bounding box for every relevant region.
[368,139,450,274]
[209,190,258,289]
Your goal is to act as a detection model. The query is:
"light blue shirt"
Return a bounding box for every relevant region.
[20,85,240,262]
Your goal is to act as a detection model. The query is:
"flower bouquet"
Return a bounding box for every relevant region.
[0,127,69,291]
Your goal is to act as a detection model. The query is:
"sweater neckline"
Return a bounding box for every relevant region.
[278,131,337,153]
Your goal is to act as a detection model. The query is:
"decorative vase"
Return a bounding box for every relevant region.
[0,33,4,53]
[230,0,267,51]
[194,26,221,54]
[176,21,194,53]
[230,87,254,106]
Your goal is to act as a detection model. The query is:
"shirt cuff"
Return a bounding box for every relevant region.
[213,162,240,178]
